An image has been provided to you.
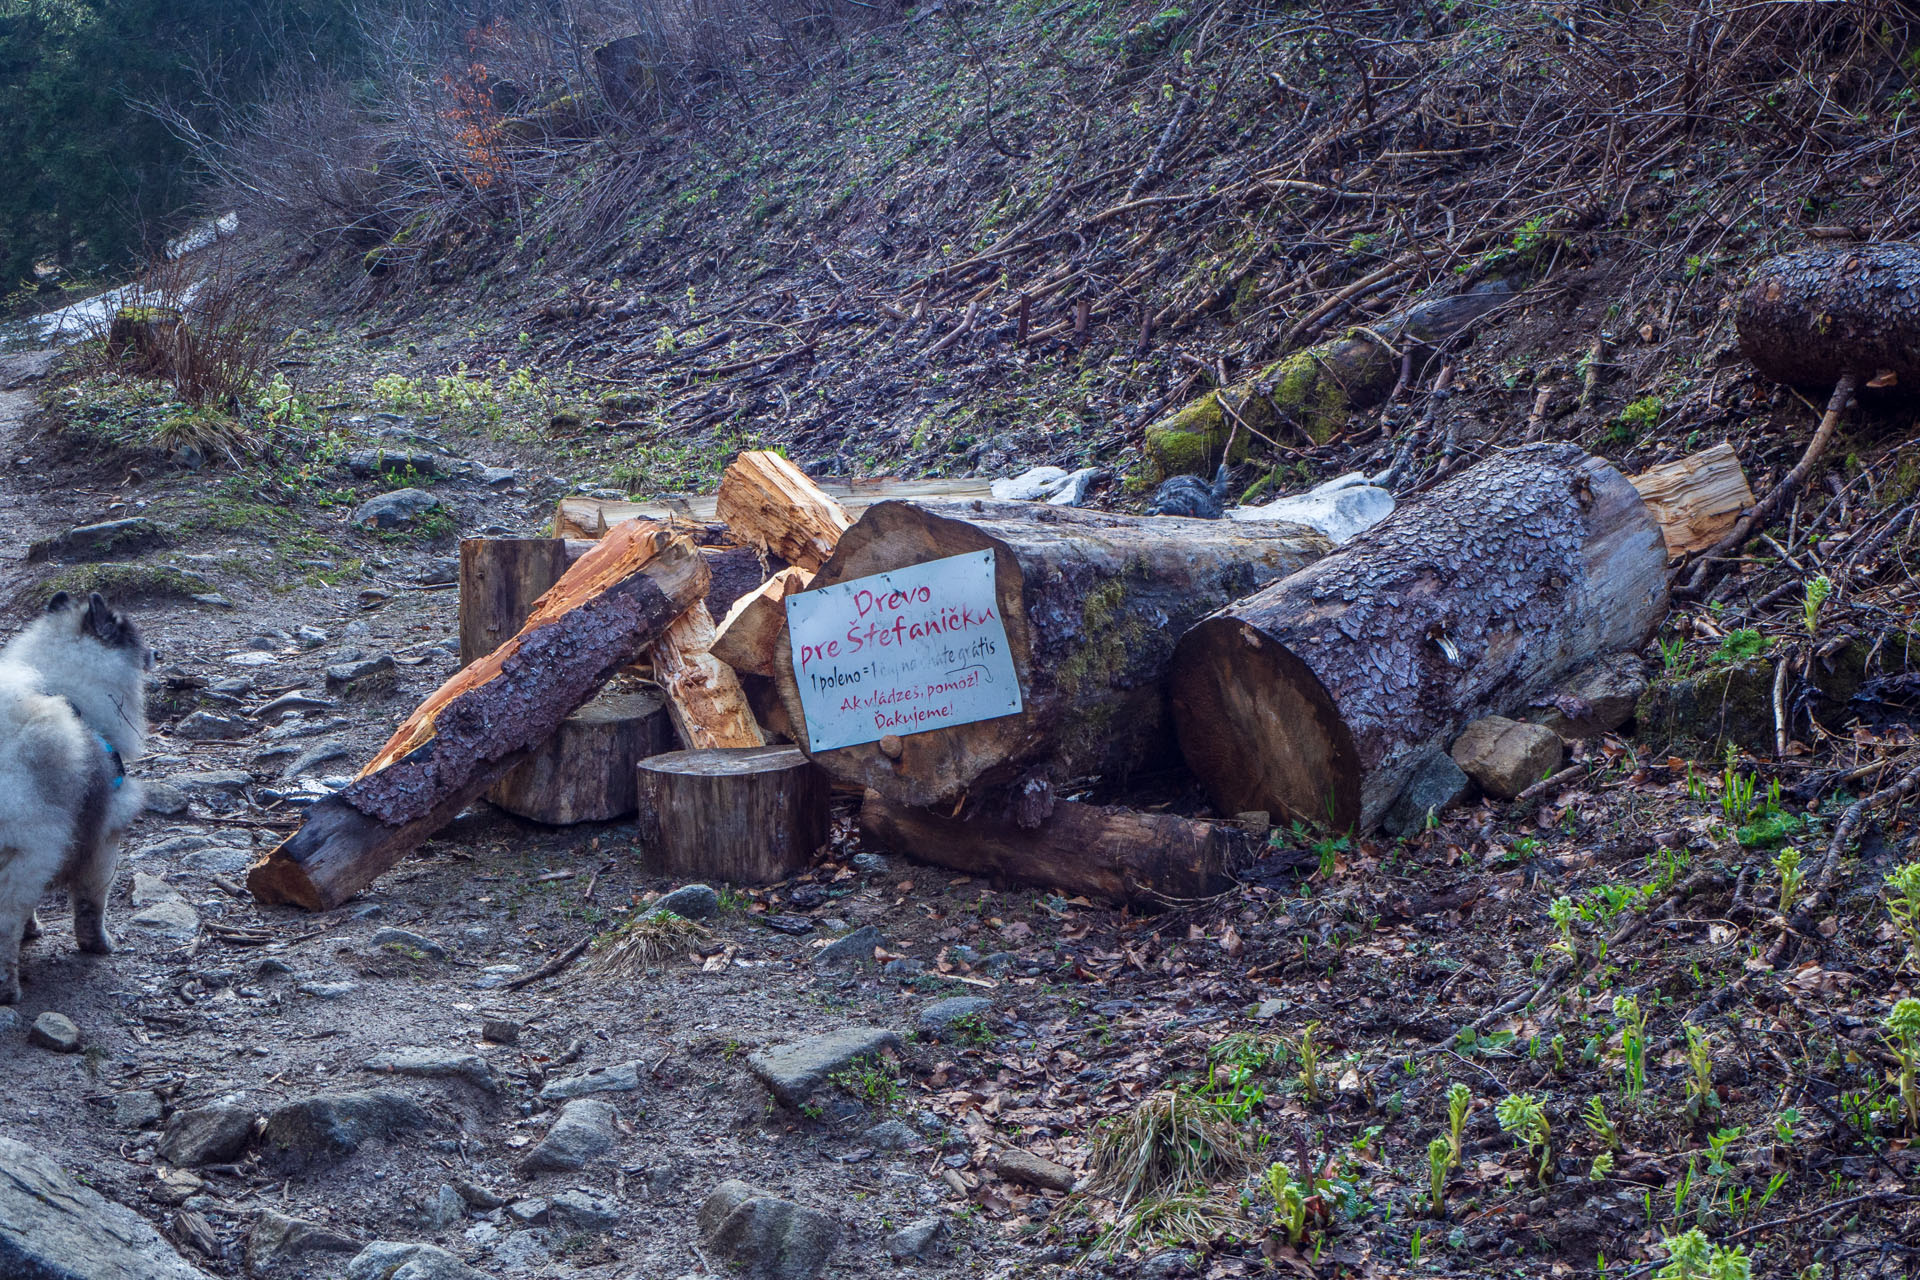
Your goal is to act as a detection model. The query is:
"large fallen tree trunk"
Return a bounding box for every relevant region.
[553,478,996,539]
[1170,443,1668,832]
[1736,243,1920,390]
[772,500,1331,808]
[1144,279,1515,478]
[249,521,709,908]
[859,792,1246,906]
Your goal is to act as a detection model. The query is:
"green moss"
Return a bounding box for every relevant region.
[1142,347,1353,481]
[33,562,214,607]
[1269,348,1349,444]
[599,391,651,415]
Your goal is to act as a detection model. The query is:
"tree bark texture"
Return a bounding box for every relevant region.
[1171,443,1669,832]
[772,500,1331,808]
[486,681,674,824]
[459,538,574,665]
[635,746,830,885]
[552,479,996,539]
[1736,242,1920,390]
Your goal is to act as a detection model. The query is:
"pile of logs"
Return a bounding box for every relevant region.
[253,438,1753,912]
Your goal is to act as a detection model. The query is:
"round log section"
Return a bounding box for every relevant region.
[487,680,673,824]
[634,746,829,885]
[1170,443,1669,832]
[460,538,571,665]
[771,500,1332,808]
[1735,243,1920,391]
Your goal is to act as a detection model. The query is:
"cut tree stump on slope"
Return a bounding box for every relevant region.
[715,450,851,572]
[1170,443,1669,832]
[859,792,1245,906]
[486,680,673,824]
[772,500,1331,810]
[635,747,829,884]
[249,521,709,909]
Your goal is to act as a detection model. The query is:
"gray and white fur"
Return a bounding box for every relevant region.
[0,591,154,1003]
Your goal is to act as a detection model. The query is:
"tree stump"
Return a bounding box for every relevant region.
[487,681,673,824]
[634,747,829,885]
[1171,443,1669,832]
[460,538,573,665]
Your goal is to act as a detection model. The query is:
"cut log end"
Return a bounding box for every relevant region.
[635,746,829,885]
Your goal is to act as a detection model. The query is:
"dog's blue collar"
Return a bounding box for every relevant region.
[62,696,126,789]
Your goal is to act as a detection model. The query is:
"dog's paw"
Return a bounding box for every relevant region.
[0,977,19,1005]
[76,929,116,956]
[21,912,40,942]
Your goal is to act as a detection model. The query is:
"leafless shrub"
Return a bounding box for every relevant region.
[87,247,274,412]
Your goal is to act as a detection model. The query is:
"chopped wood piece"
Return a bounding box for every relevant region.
[250,521,708,909]
[487,681,674,824]
[1171,444,1669,832]
[654,602,766,749]
[714,451,852,572]
[459,538,572,666]
[710,566,812,678]
[858,792,1246,906]
[772,500,1330,808]
[554,479,995,539]
[1627,443,1757,558]
[635,747,829,885]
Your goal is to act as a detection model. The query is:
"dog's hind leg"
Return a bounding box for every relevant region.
[0,907,25,1004]
[22,910,40,941]
[70,835,119,956]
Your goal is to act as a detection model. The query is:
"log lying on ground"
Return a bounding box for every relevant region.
[636,747,829,884]
[859,792,1244,906]
[654,602,766,749]
[773,501,1331,808]
[714,450,851,571]
[710,566,812,678]
[250,521,709,908]
[553,478,994,539]
[1736,243,1920,390]
[1171,443,1668,832]
[1145,279,1515,477]
[1626,443,1756,558]
[487,680,673,824]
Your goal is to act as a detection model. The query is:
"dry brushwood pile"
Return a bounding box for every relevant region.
[9,2,1920,1280]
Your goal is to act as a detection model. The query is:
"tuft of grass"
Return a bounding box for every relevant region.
[32,562,213,608]
[587,911,714,978]
[1084,1089,1257,1213]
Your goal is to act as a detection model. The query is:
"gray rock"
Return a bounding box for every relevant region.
[699,1180,839,1280]
[422,1184,465,1229]
[160,1103,257,1165]
[1527,651,1648,738]
[1451,716,1565,800]
[649,883,720,920]
[126,898,201,940]
[192,593,236,609]
[0,1007,19,1033]
[298,980,361,999]
[175,709,254,740]
[850,853,889,875]
[28,516,167,563]
[0,1133,215,1279]
[519,1099,618,1173]
[370,927,448,961]
[247,1209,361,1275]
[344,1241,490,1280]
[326,655,397,698]
[1382,749,1474,837]
[747,1026,903,1107]
[142,781,189,814]
[28,1010,80,1052]
[280,740,351,781]
[549,1189,620,1232]
[0,348,60,389]
[993,1147,1076,1192]
[862,1119,920,1151]
[481,1019,520,1044]
[166,769,254,797]
[1139,1248,1195,1279]
[418,558,459,586]
[886,1216,947,1261]
[296,626,330,650]
[539,1060,642,1102]
[132,871,183,906]
[362,1047,497,1093]
[480,466,518,487]
[261,1090,429,1168]
[140,833,240,861]
[351,488,442,530]
[113,1089,165,1128]
[180,844,255,876]
[504,1197,549,1225]
[916,996,992,1041]
[347,449,438,479]
[810,924,884,967]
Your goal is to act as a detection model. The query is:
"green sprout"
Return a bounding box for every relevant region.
[1584,1096,1621,1151]
[1885,864,1920,966]
[1654,1227,1752,1280]
[1446,1082,1472,1165]
[1291,1022,1323,1103]
[1685,1025,1720,1122]
[1803,575,1833,634]
[1494,1092,1551,1186]
[1773,847,1804,918]
[1549,895,1577,953]
[1614,995,1650,1099]
[1426,1135,1452,1209]
[1590,1150,1615,1181]
[1264,1162,1308,1244]
[1886,997,1920,1135]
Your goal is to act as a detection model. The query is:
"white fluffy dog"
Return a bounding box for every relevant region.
[0,591,153,1003]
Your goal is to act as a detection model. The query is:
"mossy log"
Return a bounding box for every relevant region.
[1145,280,1514,479]
[772,499,1331,808]
[1736,243,1920,391]
[1171,444,1669,831]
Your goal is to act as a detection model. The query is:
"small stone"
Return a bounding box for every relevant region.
[27,516,167,564]
[347,449,438,479]
[159,1104,256,1165]
[260,1090,429,1169]
[810,924,884,967]
[279,741,350,780]
[175,709,254,740]
[247,1209,361,1274]
[419,557,459,585]
[132,871,184,906]
[649,883,720,919]
[862,1119,919,1151]
[113,1090,165,1128]
[127,899,200,940]
[362,1047,498,1093]
[326,655,397,698]
[850,853,888,875]
[166,769,254,798]
[505,1197,550,1225]
[343,1241,489,1280]
[142,781,188,814]
[295,626,329,650]
[1382,749,1474,837]
[699,1180,839,1280]
[548,1189,619,1232]
[370,927,447,961]
[150,1169,204,1206]
[192,593,235,610]
[916,996,992,1041]
[882,957,925,977]
[423,1183,466,1229]
[519,1099,618,1173]
[350,488,441,530]
[0,1008,19,1033]
[1527,651,1647,738]
[481,1019,521,1044]
[747,1027,903,1108]
[539,1060,642,1102]
[993,1147,1076,1192]
[1139,1248,1195,1279]
[28,1011,80,1053]
[480,466,517,487]
[1451,716,1565,800]
[298,979,360,999]
[180,844,255,876]
[885,1216,947,1261]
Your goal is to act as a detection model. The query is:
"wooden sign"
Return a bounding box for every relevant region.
[784,549,1022,752]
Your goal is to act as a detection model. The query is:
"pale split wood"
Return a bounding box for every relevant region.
[654,601,767,749]
[714,451,852,572]
[1627,442,1757,558]
[554,477,996,540]
[710,566,813,678]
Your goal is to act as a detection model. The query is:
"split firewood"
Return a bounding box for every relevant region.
[249,521,709,909]
[859,792,1248,907]
[1626,442,1756,558]
[653,601,766,750]
[553,477,994,539]
[772,501,1331,808]
[636,746,829,885]
[714,450,853,572]
[710,566,813,678]
[1170,443,1669,832]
